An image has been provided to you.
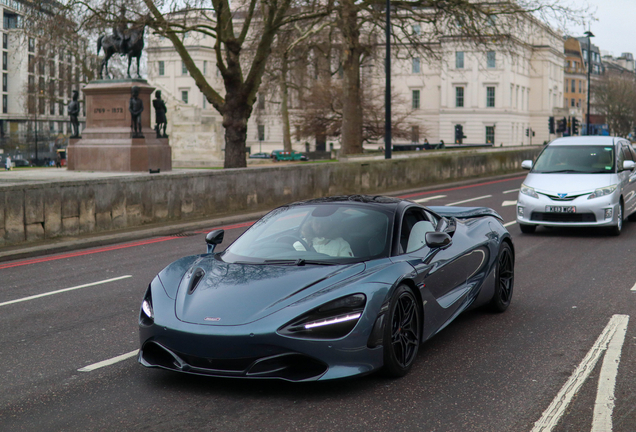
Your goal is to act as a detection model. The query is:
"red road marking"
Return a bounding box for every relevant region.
[3,176,523,269]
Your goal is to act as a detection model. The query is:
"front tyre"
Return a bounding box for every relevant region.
[383,285,421,377]
[489,242,514,313]
[609,203,623,236]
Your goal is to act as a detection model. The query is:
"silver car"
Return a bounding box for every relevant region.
[517,136,636,235]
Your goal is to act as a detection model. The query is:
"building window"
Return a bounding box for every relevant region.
[39,98,45,115]
[258,93,265,109]
[2,33,6,50]
[50,100,55,115]
[2,52,6,71]
[578,98,581,107]
[456,51,464,69]
[203,60,208,75]
[579,80,582,93]
[181,90,188,104]
[412,89,420,109]
[564,79,568,91]
[181,61,187,75]
[485,126,495,144]
[571,98,575,107]
[412,24,421,35]
[258,124,265,141]
[28,37,35,52]
[158,61,164,76]
[455,86,464,107]
[202,96,206,109]
[486,86,495,107]
[59,101,64,116]
[412,57,420,74]
[28,54,34,73]
[487,51,496,68]
[2,94,6,114]
[2,73,6,92]
[571,80,575,93]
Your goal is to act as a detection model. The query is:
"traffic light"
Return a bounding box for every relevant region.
[525,128,529,137]
[572,117,579,135]
[557,117,567,133]
[549,116,555,134]
[454,124,465,144]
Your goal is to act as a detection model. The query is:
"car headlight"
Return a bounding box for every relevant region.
[139,284,154,326]
[588,184,617,199]
[278,294,366,339]
[520,184,538,199]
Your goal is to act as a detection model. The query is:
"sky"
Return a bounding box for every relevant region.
[568,0,636,57]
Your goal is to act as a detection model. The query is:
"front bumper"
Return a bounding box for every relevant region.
[516,191,620,227]
[138,278,388,381]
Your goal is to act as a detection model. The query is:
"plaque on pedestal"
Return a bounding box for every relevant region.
[67,79,172,172]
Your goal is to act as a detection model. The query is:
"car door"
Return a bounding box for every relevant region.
[394,206,473,326]
[621,142,636,215]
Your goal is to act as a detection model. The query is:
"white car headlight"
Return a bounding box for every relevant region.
[520,184,538,199]
[588,184,617,199]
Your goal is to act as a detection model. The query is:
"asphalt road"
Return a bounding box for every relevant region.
[1,174,635,432]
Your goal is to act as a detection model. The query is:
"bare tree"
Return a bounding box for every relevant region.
[592,71,636,138]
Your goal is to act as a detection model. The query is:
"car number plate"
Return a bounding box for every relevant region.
[545,206,576,213]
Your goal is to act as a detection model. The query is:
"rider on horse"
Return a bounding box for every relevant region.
[113,5,130,54]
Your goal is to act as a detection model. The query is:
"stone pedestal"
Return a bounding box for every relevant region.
[67,79,172,172]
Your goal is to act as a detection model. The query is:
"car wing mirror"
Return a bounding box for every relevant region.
[205,229,225,253]
[521,160,533,170]
[425,232,452,249]
[623,160,635,171]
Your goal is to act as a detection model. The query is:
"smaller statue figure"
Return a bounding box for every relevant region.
[153,90,168,138]
[129,86,144,138]
[68,90,81,138]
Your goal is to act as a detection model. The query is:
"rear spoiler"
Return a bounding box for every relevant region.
[427,206,503,222]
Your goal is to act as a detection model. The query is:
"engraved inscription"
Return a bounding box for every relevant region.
[92,103,126,120]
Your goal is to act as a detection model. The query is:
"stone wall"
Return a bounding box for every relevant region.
[0,147,541,247]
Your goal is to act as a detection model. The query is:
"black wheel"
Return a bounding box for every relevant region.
[519,223,536,234]
[383,285,421,377]
[489,242,514,312]
[610,203,623,236]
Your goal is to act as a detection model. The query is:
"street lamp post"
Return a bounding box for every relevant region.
[585,30,594,136]
[384,0,391,159]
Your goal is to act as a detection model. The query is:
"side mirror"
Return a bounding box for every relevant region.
[521,160,533,170]
[623,160,635,171]
[425,232,452,249]
[205,229,225,253]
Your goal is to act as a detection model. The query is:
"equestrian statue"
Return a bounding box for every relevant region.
[97,6,146,79]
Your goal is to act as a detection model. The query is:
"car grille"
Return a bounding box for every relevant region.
[539,192,585,202]
[530,212,597,223]
[140,341,328,381]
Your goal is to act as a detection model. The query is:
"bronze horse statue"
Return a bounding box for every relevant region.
[97,23,146,79]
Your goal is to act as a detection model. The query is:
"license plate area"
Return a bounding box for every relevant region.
[545,206,576,213]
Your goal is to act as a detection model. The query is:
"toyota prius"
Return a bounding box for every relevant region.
[517,136,636,235]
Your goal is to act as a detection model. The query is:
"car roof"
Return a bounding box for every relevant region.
[548,136,623,146]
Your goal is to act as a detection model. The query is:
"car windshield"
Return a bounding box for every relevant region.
[221,204,392,264]
[532,145,615,174]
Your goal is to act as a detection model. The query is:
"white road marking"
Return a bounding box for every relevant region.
[445,195,492,206]
[78,350,139,372]
[413,195,446,203]
[531,314,630,432]
[503,188,520,194]
[0,275,133,307]
[503,221,517,227]
[502,200,517,207]
[592,315,629,432]
[630,281,636,291]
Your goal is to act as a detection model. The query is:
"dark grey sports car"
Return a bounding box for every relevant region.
[139,195,514,381]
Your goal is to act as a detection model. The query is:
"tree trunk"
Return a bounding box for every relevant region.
[281,53,292,152]
[339,1,363,155]
[222,96,251,169]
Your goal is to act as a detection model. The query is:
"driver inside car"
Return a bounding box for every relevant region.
[293,216,354,257]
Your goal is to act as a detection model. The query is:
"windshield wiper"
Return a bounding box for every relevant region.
[263,258,338,266]
[540,169,585,173]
